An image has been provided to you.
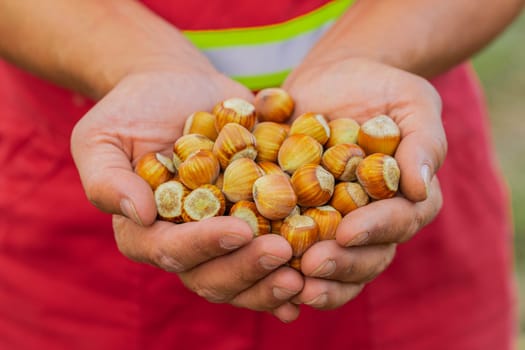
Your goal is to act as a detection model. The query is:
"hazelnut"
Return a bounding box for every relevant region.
[212,123,257,169]
[321,143,366,182]
[290,164,334,207]
[154,180,189,223]
[222,158,264,203]
[177,149,220,190]
[357,115,400,156]
[326,118,360,148]
[229,200,271,236]
[252,122,288,163]
[330,182,370,215]
[356,153,400,200]
[280,214,319,257]
[252,174,297,220]
[213,97,256,132]
[257,160,289,178]
[135,152,175,190]
[253,88,294,123]
[289,112,330,146]
[183,111,218,141]
[173,134,214,169]
[278,134,323,174]
[303,206,342,240]
[181,184,226,222]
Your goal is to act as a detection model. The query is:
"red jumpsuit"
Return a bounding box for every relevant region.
[0,1,515,349]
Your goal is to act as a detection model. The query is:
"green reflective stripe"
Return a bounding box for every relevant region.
[184,0,353,49]
[232,70,292,91]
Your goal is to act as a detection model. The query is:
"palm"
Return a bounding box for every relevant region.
[284,58,441,127]
[71,70,253,220]
[75,71,253,162]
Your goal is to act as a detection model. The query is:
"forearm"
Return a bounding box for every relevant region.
[303,0,525,78]
[0,0,213,99]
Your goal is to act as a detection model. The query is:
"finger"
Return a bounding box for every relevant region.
[393,82,447,202]
[336,177,443,246]
[178,233,293,303]
[229,266,304,311]
[112,215,253,272]
[71,116,161,226]
[300,241,396,283]
[271,302,301,323]
[293,278,364,310]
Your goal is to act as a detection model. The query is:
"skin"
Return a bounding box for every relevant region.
[1,0,523,322]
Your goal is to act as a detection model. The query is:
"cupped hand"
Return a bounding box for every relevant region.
[71,70,303,322]
[282,57,447,309]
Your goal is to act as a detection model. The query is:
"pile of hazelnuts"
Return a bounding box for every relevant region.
[134,88,401,270]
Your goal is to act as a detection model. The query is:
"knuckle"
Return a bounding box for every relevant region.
[379,244,397,271]
[431,134,448,170]
[192,284,230,303]
[155,253,185,273]
[188,233,216,262]
[112,217,137,260]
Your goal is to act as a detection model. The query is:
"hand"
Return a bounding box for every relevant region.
[282,57,446,309]
[71,69,304,322]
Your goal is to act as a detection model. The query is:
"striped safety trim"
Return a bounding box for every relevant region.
[183,0,353,90]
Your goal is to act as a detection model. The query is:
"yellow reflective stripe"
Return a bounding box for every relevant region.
[184,0,353,48]
[233,70,292,91]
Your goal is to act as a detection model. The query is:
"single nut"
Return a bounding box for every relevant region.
[257,160,289,178]
[252,122,288,163]
[229,200,271,237]
[289,112,330,146]
[280,214,319,257]
[303,206,342,240]
[177,149,220,190]
[181,184,225,222]
[278,134,323,174]
[290,164,334,207]
[154,180,189,223]
[213,97,257,132]
[212,123,257,169]
[321,143,366,182]
[357,115,401,156]
[326,118,360,148]
[222,158,264,202]
[252,174,297,220]
[135,152,175,190]
[173,134,214,168]
[330,182,370,215]
[253,88,294,123]
[183,111,218,141]
[270,205,301,234]
[356,153,400,200]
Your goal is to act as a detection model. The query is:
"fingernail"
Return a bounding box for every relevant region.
[311,260,336,277]
[120,198,143,226]
[421,164,431,197]
[305,293,328,307]
[272,287,298,300]
[259,255,288,270]
[220,233,249,250]
[345,231,369,247]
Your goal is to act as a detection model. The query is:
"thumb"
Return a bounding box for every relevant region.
[395,111,447,202]
[70,120,158,226]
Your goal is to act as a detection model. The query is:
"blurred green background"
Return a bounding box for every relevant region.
[471,10,525,348]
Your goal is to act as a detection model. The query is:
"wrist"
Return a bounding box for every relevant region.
[71,3,217,100]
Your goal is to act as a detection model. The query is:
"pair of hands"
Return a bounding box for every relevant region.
[71,57,446,323]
